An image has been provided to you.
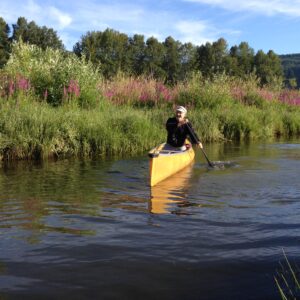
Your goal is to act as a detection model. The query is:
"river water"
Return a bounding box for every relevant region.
[0,140,300,299]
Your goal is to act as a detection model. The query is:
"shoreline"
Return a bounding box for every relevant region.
[0,98,299,162]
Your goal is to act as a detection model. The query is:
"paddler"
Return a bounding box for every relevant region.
[165,106,203,151]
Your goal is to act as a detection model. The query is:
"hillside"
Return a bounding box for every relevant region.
[280,53,300,87]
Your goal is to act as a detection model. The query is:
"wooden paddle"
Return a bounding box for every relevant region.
[186,122,214,168]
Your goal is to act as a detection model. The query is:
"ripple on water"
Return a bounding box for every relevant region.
[0,142,300,299]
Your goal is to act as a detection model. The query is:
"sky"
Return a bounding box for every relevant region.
[1,0,300,54]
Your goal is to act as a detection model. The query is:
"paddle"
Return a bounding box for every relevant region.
[186,122,214,168]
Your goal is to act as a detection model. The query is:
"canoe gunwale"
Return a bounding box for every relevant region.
[148,149,191,158]
[149,141,195,186]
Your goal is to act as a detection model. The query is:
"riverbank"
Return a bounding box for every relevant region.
[0,93,299,161]
[0,41,299,161]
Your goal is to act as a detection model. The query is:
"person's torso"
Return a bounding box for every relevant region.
[166,117,188,147]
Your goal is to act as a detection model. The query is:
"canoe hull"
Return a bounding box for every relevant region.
[149,143,195,186]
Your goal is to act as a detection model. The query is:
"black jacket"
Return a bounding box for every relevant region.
[166,117,199,147]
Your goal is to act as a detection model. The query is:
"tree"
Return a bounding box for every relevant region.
[162,36,181,84]
[73,31,101,63]
[11,17,64,50]
[236,42,255,75]
[178,42,197,80]
[74,29,130,78]
[101,29,130,77]
[254,49,283,87]
[0,17,10,67]
[143,36,166,79]
[227,45,240,76]
[196,42,214,78]
[11,17,28,42]
[196,38,229,78]
[128,34,146,76]
[212,38,228,73]
[266,50,284,80]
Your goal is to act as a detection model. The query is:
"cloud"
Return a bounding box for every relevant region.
[0,0,72,29]
[49,7,72,29]
[175,20,215,45]
[183,0,300,17]
[175,20,241,45]
[27,0,41,15]
[71,1,144,32]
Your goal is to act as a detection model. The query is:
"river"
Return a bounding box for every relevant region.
[0,140,299,299]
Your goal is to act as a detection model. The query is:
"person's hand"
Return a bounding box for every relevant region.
[198,141,203,149]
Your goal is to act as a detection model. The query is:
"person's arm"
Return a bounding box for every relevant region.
[186,121,203,149]
[166,118,175,130]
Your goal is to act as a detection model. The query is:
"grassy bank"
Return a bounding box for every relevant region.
[0,42,300,161]
[0,98,165,160]
[0,92,299,161]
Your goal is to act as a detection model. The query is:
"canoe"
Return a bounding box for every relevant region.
[148,141,195,186]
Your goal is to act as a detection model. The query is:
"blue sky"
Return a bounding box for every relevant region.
[1,0,300,54]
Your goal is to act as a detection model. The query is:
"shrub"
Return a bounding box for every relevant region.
[4,40,102,108]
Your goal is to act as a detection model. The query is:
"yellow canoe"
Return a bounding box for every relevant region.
[148,141,195,186]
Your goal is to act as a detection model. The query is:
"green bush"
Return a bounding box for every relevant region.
[218,105,261,140]
[175,73,234,110]
[4,40,102,108]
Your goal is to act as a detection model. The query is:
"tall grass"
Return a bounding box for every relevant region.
[1,92,299,160]
[0,97,165,160]
[275,250,300,300]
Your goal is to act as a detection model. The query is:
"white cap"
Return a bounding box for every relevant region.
[176,106,187,114]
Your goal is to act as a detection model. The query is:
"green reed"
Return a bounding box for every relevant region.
[0,97,166,160]
[275,250,300,300]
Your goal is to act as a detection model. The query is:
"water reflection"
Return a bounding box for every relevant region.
[149,164,193,214]
[0,160,111,244]
[1,140,300,300]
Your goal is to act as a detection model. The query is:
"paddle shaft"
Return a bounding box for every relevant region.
[186,122,214,167]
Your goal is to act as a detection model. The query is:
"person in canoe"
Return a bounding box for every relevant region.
[165,106,203,151]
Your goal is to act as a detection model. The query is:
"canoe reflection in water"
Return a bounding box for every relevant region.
[149,163,193,214]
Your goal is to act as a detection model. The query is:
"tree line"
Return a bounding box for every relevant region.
[280,54,300,88]
[0,16,285,86]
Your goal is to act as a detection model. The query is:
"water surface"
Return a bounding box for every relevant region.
[0,140,300,299]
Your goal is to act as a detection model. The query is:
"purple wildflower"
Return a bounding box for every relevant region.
[44,89,48,101]
[17,77,30,91]
[8,80,15,96]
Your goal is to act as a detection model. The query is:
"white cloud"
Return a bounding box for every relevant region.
[27,0,41,15]
[49,7,72,29]
[72,2,144,30]
[183,0,300,17]
[175,20,215,45]
[175,20,241,45]
[0,0,72,29]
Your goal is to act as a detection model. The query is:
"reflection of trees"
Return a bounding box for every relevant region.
[0,159,116,243]
[0,260,6,274]
[1,159,111,203]
[199,140,287,174]
[0,294,8,300]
